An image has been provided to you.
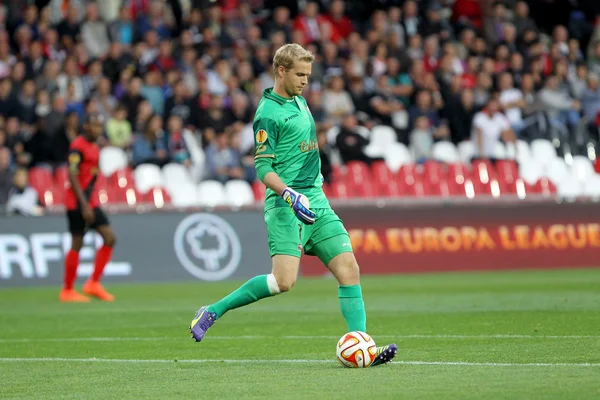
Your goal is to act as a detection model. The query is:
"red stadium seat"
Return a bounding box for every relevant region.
[353,179,377,198]
[397,163,419,187]
[28,167,53,193]
[431,175,460,197]
[371,161,394,187]
[495,160,519,186]
[534,178,557,197]
[472,159,497,186]
[332,165,346,181]
[404,175,428,197]
[505,178,532,198]
[330,181,350,199]
[595,159,600,174]
[448,163,469,196]
[111,167,135,189]
[422,160,445,186]
[54,166,69,189]
[346,161,371,186]
[378,179,404,197]
[39,185,63,206]
[252,180,266,201]
[144,187,171,207]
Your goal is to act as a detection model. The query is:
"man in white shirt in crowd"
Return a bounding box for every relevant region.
[6,167,44,216]
[498,72,526,134]
[471,97,516,160]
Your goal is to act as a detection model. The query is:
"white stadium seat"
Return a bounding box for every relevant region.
[570,155,595,182]
[99,146,128,176]
[545,158,569,186]
[197,180,226,207]
[557,177,583,198]
[519,160,544,185]
[494,141,507,160]
[355,126,371,140]
[369,125,398,149]
[224,180,255,207]
[584,174,600,197]
[384,142,412,173]
[162,163,192,185]
[457,140,476,164]
[168,182,199,207]
[530,139,557,168]
[134,164,163,194]
[431,141,460,164]
[326,125,340,146]
[505,139,532,164]
[183,129,205,181]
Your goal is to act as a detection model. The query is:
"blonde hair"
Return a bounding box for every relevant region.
[272,43,315,77]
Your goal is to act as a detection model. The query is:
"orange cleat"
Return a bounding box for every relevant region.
[59,289,91,303]
[83,281,115,302]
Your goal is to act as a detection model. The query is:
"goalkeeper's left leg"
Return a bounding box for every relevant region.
[190,273,281,341]
[190,254,302,342]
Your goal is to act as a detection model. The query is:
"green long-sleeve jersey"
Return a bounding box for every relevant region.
[253,88,329,211]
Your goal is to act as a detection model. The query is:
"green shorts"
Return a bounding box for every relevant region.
[264,207,353,266]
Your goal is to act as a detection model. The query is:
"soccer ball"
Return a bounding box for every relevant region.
[336,331,377,368]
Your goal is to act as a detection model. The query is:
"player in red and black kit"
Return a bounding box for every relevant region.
[61,113,117,302]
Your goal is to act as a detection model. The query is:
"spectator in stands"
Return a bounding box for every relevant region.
[335,114,374,165]
[5,167,43,216]
[408,90,449,141]
[135,100,154,134]
[198,94,233,146]
[499,72,526,134]
[264,6,293,43]
[132,114,168,167]
[0,78,17,118]
[318,127,332,184]
[166,115,191,167]
[0,145,11,205]
[322,75,355,126]
[108,6,135,46]
[472,97,515,160]
[93,78,117,121]
[122,77,144,127]
[538,75,582,129]
[483,1,508,45]
[581,73,600,123]
[81,3,110,58]
[51,111,78,165]
[5,117,29,167]
[164,79,193,126]
[106,104,133,149]
[230,123,256,184]
[14,80,35,130]
[513,1,537,37]
[205,131,244,183]
[141,70,165,115]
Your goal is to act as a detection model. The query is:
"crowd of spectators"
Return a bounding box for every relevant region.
[1,0,600,210]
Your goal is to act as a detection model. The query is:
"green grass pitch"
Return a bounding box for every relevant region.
[1,268,600,400]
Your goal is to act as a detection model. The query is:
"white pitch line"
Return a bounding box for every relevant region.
[0,334,598,343]
[0,358,598,367]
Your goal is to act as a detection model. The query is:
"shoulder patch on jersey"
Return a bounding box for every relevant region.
[255,129,268,144]
[68,152,81,166]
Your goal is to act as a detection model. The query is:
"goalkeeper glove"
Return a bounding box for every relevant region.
[282,187,315,225]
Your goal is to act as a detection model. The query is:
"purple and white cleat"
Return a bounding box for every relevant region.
[370,343,398,367]
[189,306,217,342]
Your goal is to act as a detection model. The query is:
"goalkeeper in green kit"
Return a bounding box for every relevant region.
[190,44,397,366]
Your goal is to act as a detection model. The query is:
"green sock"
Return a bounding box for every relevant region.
[338,284,367,332]
[207,275,276,319]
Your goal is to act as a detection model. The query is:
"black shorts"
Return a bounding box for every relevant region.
[67,208,110,235]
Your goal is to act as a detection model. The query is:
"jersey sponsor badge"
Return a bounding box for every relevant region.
[255,129,268,144]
